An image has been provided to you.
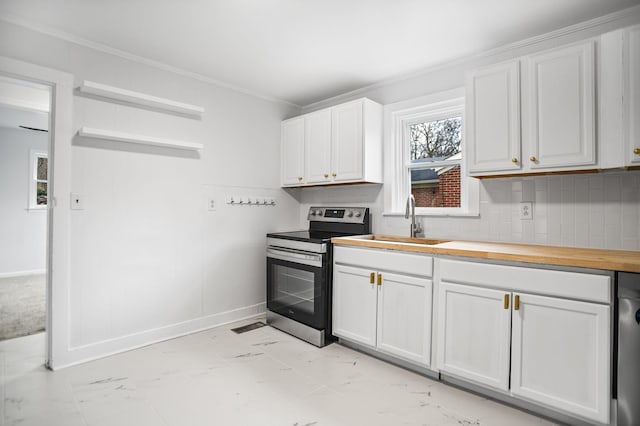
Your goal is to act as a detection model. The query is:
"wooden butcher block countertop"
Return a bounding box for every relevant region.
[332,234,640,273]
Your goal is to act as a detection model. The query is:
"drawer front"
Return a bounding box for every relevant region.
[439,259,610,303]
[334,246,433,277]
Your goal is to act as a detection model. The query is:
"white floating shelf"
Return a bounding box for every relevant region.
[77,127,203,151]
[78,80,205,116]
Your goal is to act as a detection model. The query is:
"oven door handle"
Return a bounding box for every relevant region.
[267,248,323,268]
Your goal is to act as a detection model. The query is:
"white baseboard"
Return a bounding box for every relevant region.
[0,269,46,278]
[50,302,267,370]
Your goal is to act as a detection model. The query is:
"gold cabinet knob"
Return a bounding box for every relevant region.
[297,177,303,181]
[323,173,329,178]
[530,156,537,162]
[332,173,337,177]
[634,148,640,155]
[511,157,518,163]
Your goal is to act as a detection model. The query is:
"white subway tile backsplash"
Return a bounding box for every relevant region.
[302,170,640,251]
[522,180,535,202]
[604,175,622,201]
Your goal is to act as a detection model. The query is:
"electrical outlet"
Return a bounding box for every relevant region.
[520,202,533,220]
[207,198,216,211]
[70,193,84,210]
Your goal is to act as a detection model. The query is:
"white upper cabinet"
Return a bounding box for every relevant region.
[467,40,598,176]
[466,60,521,173]
[625,25,640,166]
[331,100,364,182]
[280,98,382,187]
[524,41,596,170]
[281,116,305,185]
[304,109,332,184]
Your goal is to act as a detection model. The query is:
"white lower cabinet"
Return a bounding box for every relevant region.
[332,247,433,368]
[510,293,610,423]
[376,272,432,365]
[436,259,611,424]
[332,264,378,347]
[437,282,512,390]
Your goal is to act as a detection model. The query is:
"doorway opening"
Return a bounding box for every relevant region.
[0,75,51,343]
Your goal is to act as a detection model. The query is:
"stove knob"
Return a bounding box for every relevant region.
[347,211,354,217]
[315,209,323,216]
[355,211,362,218]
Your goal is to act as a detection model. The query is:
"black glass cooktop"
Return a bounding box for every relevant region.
[267,230,355,244]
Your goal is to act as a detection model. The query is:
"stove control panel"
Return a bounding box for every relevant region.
[307,207,368,224]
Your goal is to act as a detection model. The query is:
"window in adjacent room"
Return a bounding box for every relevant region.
[385,89,478,216]
[29,150,48,209]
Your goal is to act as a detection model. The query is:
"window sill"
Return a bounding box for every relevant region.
[382,211,480,218]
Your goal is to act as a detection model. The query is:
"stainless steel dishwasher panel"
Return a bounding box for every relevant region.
[617,272,640,426]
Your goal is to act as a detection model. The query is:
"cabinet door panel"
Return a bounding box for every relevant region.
[436,282,511,391]
[525,42,595,169]
[466,60,521,174]
[331,101,363,182]
[281,117,305,186]
[377,272,432,366]
[305,109,332,184]
[332,264,377,348]
[510,293,610,423]
[625,25,640,165]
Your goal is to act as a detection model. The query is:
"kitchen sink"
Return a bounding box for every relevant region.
[364,234,450,246]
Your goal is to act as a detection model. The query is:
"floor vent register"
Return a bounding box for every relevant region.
[231,322,266,334]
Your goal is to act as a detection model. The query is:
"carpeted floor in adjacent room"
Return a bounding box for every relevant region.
[0,274,45,341]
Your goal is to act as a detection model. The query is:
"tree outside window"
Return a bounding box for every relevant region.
[408,117,462,208]
[29,150,48,209]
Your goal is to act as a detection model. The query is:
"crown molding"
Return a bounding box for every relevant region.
[302,4,640,111]
[0,13,300,108]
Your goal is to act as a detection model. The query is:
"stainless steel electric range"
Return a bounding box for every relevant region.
[266,206,370,347]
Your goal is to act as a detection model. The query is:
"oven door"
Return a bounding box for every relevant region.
[266,247,327,330]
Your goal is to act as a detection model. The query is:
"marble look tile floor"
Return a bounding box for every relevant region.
[0,316,556,426]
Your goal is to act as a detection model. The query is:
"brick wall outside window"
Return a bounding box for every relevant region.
[412,166,461,208]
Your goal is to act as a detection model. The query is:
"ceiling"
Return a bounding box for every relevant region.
[0,76,50,131]
[1,0,639,106]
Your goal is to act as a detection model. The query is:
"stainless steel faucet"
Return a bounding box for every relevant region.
[405,194,423,238]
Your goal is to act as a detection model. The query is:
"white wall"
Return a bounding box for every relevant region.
[0,126,48,275]
[0,21,302,365]
[298,11,640,251]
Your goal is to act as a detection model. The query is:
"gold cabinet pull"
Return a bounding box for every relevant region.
[332,173,337,177]
[369,272,375,284]
[514,295,520,311]
[503,294,510,310]
[634,148,640,155]
[297,177,303,181]
[377,273,382,286]
[323,173,329,178]
[529,156,537,162]
[511,158,518,163]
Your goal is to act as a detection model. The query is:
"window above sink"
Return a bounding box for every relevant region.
[384,88,479,217]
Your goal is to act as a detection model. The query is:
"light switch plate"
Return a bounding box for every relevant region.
[520,202,533,220]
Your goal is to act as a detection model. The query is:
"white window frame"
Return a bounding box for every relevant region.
[29,149,48,210]
[383,88,479,217]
